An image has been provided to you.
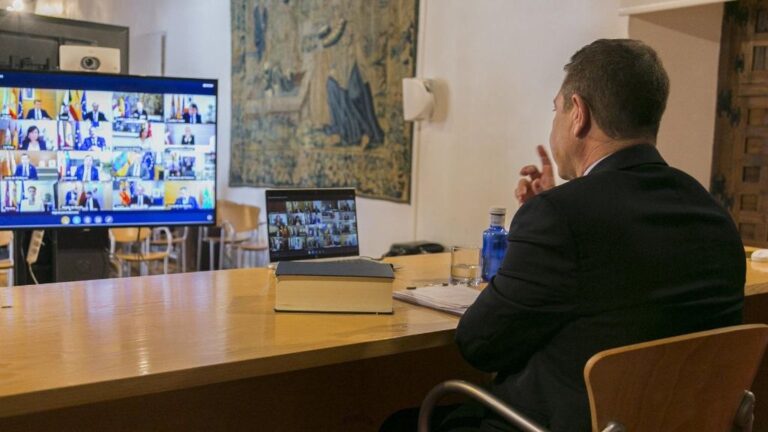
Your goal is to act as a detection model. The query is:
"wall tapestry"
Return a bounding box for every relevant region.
[230,0,418,202]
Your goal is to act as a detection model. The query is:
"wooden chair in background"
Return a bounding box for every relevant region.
[0,231,14,287]
[418,324,768,432]
[151,226,189,273]
[198,201,264,270]
[109,227,172,277]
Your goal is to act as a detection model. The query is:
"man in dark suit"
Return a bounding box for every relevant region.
[64,182,84,208]
[75,155,100,181]
[384,40,746,432]
[82,191,101,211]
[13,153,38,179]
[80,126,106,151]
[131,184,151,207]
[132,101,149,120]
[24,100,51,120]
[182,104,202,124]
[83,103,108,123]
[173,186,198,209]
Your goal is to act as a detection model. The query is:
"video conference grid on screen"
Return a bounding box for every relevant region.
[0,71,217,228]
[267,189,359,261]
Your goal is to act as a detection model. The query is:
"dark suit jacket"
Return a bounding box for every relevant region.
[181,135,195,145]
[75,165,99,181]
[82,197,101,211]
[183,112,202,124]
[25,108,51,120]
[13,164,37,179]
[456,144,745,432]
[19,139,47,151]
[84,111,108,122]
[174,196,198,209]
[131,195,152,206]
[80,136,106,151]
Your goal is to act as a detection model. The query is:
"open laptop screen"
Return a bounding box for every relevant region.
[266,188,359,262]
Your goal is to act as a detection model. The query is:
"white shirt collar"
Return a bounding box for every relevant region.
[582,154,611,176]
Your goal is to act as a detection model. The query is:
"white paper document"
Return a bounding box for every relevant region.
[393,283,481,316]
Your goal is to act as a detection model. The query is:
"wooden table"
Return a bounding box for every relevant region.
[0,253,483,431]
[4,252,768,431]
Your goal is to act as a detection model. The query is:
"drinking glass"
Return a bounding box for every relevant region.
[450,246,482,286]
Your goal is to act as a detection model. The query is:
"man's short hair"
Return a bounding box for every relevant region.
[561,39,669,140]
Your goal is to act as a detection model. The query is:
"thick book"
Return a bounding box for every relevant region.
[275,260,395,314]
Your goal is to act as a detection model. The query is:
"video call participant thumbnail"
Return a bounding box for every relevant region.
[83,103,108,123]
[25,100,51,120]
[19,185,44,212]
[130,183,152,207]
[171,186,198,209]
[80,126,107,151]
[61,181,85,208]
[20,125,48,151]
[2,180,54,213]
[76,155,100,181]
[81,190,101,211]
[13,153,37,179]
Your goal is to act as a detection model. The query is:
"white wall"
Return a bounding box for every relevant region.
[42,0,724,257]
[629,3,723,188]
[414,0,629,249]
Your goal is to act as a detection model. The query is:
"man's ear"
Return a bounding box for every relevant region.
[570,94,590,138]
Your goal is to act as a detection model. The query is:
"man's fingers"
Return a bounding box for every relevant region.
[536,145,555,178]
[519,165,542,179]
[532,178,543,194]
[516,179,531,202]
[536,145,552,165]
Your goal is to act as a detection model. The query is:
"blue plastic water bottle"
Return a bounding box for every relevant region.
[481,207,508,281]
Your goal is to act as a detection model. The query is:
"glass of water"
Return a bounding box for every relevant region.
[450,246,482,286]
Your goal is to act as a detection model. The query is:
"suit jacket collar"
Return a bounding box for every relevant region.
[588,143,667,175]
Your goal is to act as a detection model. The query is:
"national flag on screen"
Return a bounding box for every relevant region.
[170,96,176,119]
[8,89,18,119]
[17,89,23,120]
[74,121,81,150]
[10,124,18,149]
[124,98,132,119]
[1,151,9,177]
[60,90,70,119]
[69,90,82,121]
[112,152,129,176]
[81,90,87,118]
[146,121,152,138]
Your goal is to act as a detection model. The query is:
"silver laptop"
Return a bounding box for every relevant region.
[266,188,360,263]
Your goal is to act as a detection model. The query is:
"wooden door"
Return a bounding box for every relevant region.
[712,0,768,246]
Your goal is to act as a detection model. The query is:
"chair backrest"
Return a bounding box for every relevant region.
[0,231,13,247]
[217,200,260,233]
[585,324,768,432]
[109,228,152,244]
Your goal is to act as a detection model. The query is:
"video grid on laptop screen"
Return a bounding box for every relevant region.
[266,189,359,262]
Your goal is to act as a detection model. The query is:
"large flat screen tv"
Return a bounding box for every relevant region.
[0,70,217,228]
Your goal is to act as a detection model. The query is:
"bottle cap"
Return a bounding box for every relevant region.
[489,207,506,215]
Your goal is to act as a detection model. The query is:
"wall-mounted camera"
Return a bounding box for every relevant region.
[59,45,120,73]
[79,56,101,71]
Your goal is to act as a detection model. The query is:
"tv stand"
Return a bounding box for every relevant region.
[14,228,110,285]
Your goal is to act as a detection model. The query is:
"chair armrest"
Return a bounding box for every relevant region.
[417,380,549,432]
